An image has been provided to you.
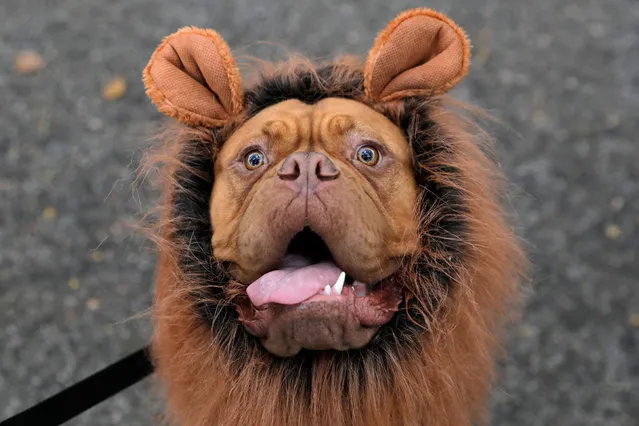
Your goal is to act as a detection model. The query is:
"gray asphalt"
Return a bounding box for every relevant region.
[1,0,638,425]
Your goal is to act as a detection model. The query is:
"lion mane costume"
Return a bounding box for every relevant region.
[142,7,525,426]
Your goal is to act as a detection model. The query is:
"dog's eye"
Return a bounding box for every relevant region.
[245,150,266,170]
[356,145,380,166]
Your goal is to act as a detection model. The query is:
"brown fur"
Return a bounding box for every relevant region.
[141,54,526,425]
[143,26,244,128]
[364,8,472,100]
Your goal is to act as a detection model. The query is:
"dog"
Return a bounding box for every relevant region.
[142,8,525,425]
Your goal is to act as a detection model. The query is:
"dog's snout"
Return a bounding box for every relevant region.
[278,152,339,192]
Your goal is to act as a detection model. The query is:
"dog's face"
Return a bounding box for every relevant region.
[210,98,419,355]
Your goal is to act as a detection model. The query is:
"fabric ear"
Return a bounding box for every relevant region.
[143,26,243,127]
[364,8,471,102]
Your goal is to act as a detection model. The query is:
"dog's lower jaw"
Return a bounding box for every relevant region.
[236,279,403,357]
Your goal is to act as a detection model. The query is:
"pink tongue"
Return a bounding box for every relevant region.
[246,256,341,307]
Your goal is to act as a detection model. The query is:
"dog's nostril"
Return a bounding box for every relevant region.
[315,156,339,181]
[277,156,301,180]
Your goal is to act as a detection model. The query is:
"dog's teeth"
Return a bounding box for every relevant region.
[332,272,346,295]
[323,285,331,296]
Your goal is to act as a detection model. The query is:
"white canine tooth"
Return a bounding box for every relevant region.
[323,285,331,296]
[332,271,346,295]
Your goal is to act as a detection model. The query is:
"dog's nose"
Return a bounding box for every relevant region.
[278,152,339,191]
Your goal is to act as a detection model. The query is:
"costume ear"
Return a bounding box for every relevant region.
[143,27,244,127]
[364,8,471,102]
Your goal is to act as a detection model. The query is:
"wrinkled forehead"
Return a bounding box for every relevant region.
[218,98,411,163]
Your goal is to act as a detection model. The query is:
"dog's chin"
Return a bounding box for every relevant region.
[232,227,405,357]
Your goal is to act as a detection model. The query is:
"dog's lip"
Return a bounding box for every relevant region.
[235,274,403,342]
[227,226,405,287]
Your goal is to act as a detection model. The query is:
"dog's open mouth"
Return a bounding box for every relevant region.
[236,227,403,357]
[247,228,376,306]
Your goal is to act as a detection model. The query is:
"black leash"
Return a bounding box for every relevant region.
[0,346,154,426]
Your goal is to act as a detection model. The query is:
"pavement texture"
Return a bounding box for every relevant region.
[1,0,638,425]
